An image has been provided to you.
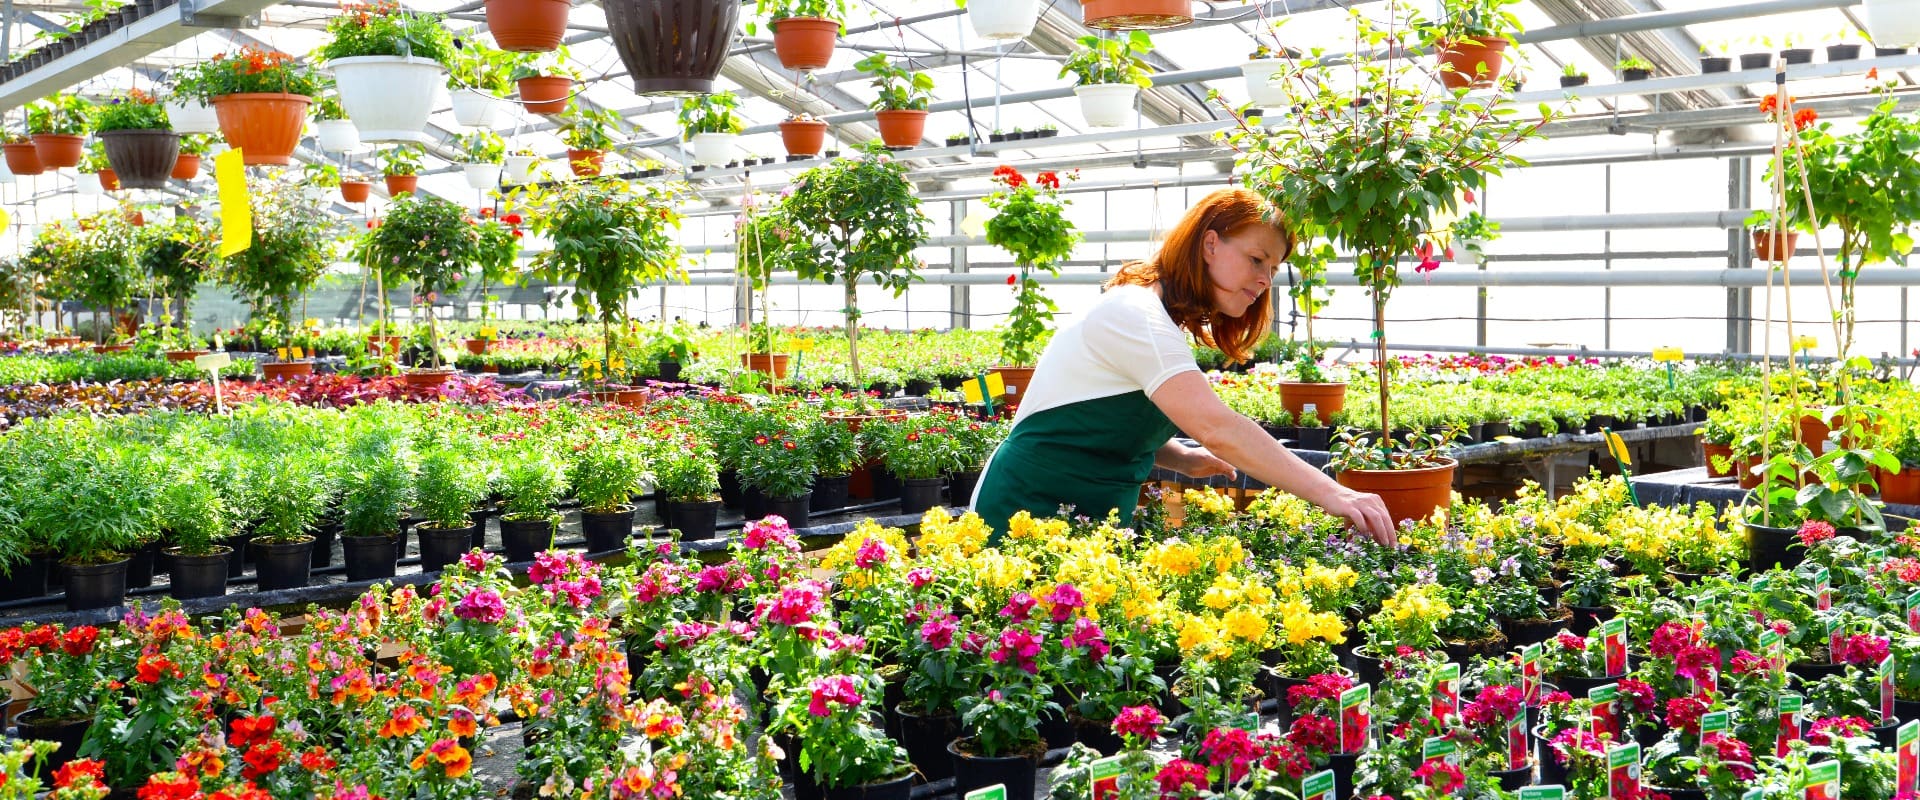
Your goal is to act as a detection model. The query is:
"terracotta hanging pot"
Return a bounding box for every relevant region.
[1081,0,1190,31]
[384,174,419,195]
[1335,458,1459,527]
[340,180,372,203]
[606,0,738,94]
[1753,228,1798,262]
[98,169,120,192]
[567,149,605,177]
[209,92,313,166]
[1435,37,1509,89]
[517,76,572,115]
[770,16,839,71]
[100,129,180,190]
[873,109,927,148]
[31,133,85,168]
[485,0,571,52]
[778,118,828,156]
[3,142,44,175]
[171,152,201,181]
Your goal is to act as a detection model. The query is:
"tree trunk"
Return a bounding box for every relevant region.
[845,274,862,401]
[1375,295,1390,454]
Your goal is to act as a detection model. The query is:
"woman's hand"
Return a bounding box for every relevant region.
[1321,487,1398,547]
[1172,445,1237,480]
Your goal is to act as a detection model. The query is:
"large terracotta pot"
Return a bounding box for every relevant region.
[262,361,314,381]
[210,93,312,166]
[1753,228,1798,262]
[1278,381,1346,427]
[404,369,456,388]
[989,365,1036,404]
[384,174,419,196]
[606,0,737,94]
[517,76,572,115]
[874,109,928,148]
[1435,36,1509,89]
[3,142,44,175]
[30,133,84,168]
[100,129,180,190]
[567,149,605,177]
[779,118,828,156]
[771,17,839,71]
[171,152,201,181]
[1082,0,1191,30]
[486,0,571,52]
[1884,466,1920,505]
[340,181,372,203]
[1701,440,1734,479]
[1335,458,1458,526]
[97,169,120,192]
[742,352,790,378]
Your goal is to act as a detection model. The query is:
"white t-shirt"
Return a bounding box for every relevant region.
[1009,283,1202,424]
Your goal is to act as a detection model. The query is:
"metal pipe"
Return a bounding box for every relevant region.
[1323,339,1920,367]
[623,264,1920,290]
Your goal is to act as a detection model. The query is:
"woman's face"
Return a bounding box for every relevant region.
[1202,225,1286,319]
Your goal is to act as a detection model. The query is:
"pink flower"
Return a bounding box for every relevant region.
[1729,649,1769,676]
[1666,694,1710,733]
[1413,760,1464,793]
[1044,584,1085,623]
[458,551,491,572]
[1615,679,1658,714]
[989,627,1044,674]
[1833,633,1890,666]
[1066,617,1109,662]
[1154,759,1209,797]
[959,632,988,654]
[452,588,506,624]
[1284,713,1338,754]
[1798,520,1837,547]
[807,674,863,717]
[1113,706,1165,741]
[1556,631,1588,651]
[1000,592,1037,623]
[1703,733,1757,780]
[853,537,890,569]
[1461,685,1525,727]
[919,615,958,650]
[1807,716,1870,745]
[694,565,744,594]
[757,580,827,627]
[1200,727,1262,782]
[905,568,934,588]
[742,517,799,551]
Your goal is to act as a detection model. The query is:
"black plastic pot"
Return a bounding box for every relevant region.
[1746,523,1802,572]
[767,492,812,525]
[470,515,489,550]
[872,469,901,501]
[811,474,850,513]
[1780,48,1813,64]
[581,507,635,553]
[949,470,982,507]
[1699,56,1731,73]
[310,523,336,570]
[743,485,770,520]
[226,534,253,577]
[1071,714,1123,756]
[1898,697,1920,724]
[1739,53,1772,70]
[0,552,49,600]
[821,772,913,800]
[63,557,130,611]
[897,705,958,782]
[947,738,1040,800]
[16,709,90,774]
[1827,44,1861,61]
[1500,612,1567,648]
[667,498,721,541]
[418,523,477,573]
[124,542,157,589]
[1568,604,1614,635]
[1352,644,1386,687]
[1533,725,1569,786]
[1549,672,1625,699]
[1490,763,1532,791]
[1877,47,1911,57]
[166,547,229,600]
[656,359,683,382]
[1326,750,1360,800]
[1622,68,1651,81]
[254,538,315,591]
[898,476,946,516]
[342,534,400,581]
[718,468,743,508]
[1559,74,1589,87]
[904,378,934,396]
[1296,426,1332,450]
[500,516,554,562]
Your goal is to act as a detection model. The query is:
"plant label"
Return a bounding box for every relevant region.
[1801,758,1838,800]
[1519,787,1565,800]
[1907,589,1920,633]
[1433,662,1461,722]
[1814,567,1831,611]
[1884,654,1898,725]
[1898,720,1919,796]
[1760,629,1786,674]
[290,346,305,360]
[1589,683,1619,740]
[1701,710,1729,736]
[1828,616,1844,662]
[1089,755,1123,800]
[1751,574,1770,592]
[1339,684,1370,755]
[966,785,1007,800]
[1521,643,1542,706]
[1607,742,1640,800]
[1601,617,1628,676]
[1231,712,1260,732]
[1777,694,1803,757]
[194,352,231,371]
[1303,770,1334,800]
[1507,712,1528,770]
[1422,735,1458,769]
[276,347,289,361]
[791,338,814,353]
[1743,789,1763,800]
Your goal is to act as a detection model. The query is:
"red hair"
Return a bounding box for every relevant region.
[1105,188,1293,364]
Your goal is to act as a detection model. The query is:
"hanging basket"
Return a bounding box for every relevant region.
[1753,228,1798,263]
[778,118,828,156]
[1241,58,1288,106]
[517,75,572,115]
[210,93,312,166]
[606,0,738,94]
[504,154,538,183]
[163,99,220,134]
[340,180,372,203]
[1864,0,1920,47]
[874,109,927,148]
[76,173,103,195]
[4,142,45,176]
[315,119,361,153]
[690,132,738,166]
[1082,0,1190,30]
[567,149,605,177]
[100,129,180,190]
[384,173,419,195]
[171,152,201,181]
[98,169,120,192]
[486,0,571,52]
[329,55,446,143]
[450,88,501,128]
[771,16,839,71]
[463,162,503,190]
[1074,83,1138,128]
[968,0,1040,39]
[31,133,85,168]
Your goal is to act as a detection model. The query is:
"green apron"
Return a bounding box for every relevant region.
[973,390,1178,543]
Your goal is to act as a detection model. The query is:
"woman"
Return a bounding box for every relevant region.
[971,188,1397,545]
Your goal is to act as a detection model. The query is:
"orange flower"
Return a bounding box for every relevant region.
[410,739,471,779]
[448,710,477,738]
[379,705,427,738]
[1793,107,1818,129]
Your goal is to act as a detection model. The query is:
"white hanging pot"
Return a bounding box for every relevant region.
[1864,0,1920,47]
[1456,238,1487,266]
[463,162,503,190]
[315,119,361,153]
[164,99,220,134]
[503,154,538,184]
[968,0,1039,40]
[450,88,501,129]
[691,132,739,166]
[0,156,16,184]
[76,175,102,196]
[1074,83,1139,128]
[1241,59,1288,107]
[328,55,448,143]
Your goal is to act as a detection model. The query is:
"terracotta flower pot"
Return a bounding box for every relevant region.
[97,169,120,192]
[366,335,404,354]
[1435,36,1509,89]
[165,349,210,363]
[1884,466,1920,505]
[384,174,419,196]
[1081,0,1191,30]
[92,343,132,353]
[567,148,605,177]
[874,109,928,148]
[1278,381,1346,426]
[1753,228,1798,262]
[742,352,790,378]
[30,133,84,168]
[170,152,201,181]
[605,0,737,94]
[989,365,1036,402]
[340,180,372,203]
[100,129,179,189]
[1701,440,1734,479]
[779,118,828,156]
[3,142,44,175]
[262,361,314,381]
[464,338,494,355]
[210,93,313,166]
[486,0,571,52]
[404,369,456,388]
[517,75,572,115]
[1335,457,1458,526]
[770,16,839,71]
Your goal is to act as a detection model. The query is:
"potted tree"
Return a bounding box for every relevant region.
[413,445,488,573]
[983,165,1079,400]
[357,193,479,386]
[855,54,935,148]
[1277,242,1343,439]
[178,45,322,166]
[139,215,217,360]
[780,152,930,404]
[1060,32,1153,129]
[497,444,565,561]
[560,106,620,177]
[95,88,177,189]
[446,42,515,128]
[67,212,139,348]
[749,0,847,71]
[1234,0,1549,524]
[24,92,92,168]
[317,2,455,142]
[339,431,414,581]
[681,90,745,166]
[220,182,335,380]
[313,92,361,153]
[1428,0,1522,90]
[455,131,506,190]
[380,143,424,196]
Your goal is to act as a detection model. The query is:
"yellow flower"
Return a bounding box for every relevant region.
[1144,541,1200,577]
[1176,613,1218,653]
[918,509,990,558]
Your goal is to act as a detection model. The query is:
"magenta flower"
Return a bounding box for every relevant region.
[853,537,890,569]
[1044,583,1085,623]
[905,568,934,588]
[808,674,864,717]
[742,516,800,551]
[920,615,958,650]
[757,579,828,627]
[452,588,506,624]
[1112,705,1165,741]
[1000,592,1037,623]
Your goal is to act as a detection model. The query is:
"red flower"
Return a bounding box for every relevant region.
[1006,274,1017,285]
[1798,520,1837,547]
[1036,171,1060,189]
[1154,759,1208,797]
[1413,760,1464,793]
[137,772,200,800]
[241,741,285,780]
[1793,108,1818,129]
[1666,694,1710,733]
[53,759,104,789]
[229,715,277,749]
[1113,705,1165,740]
[59,626,98,657]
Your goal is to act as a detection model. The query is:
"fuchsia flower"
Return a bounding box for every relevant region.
[1461,685,1526,727]
[1667,694,1710,733]
[1286,673,1354,710]
[1832,633,1890,666]
[905,568,935,588]
[1702,733,1757,780]
[1154,759,1209,797]
[807,674,864,717]
[853,537,890,569]
[452,588,507,624]
[919,615,958,650]
[1065,617,1109,662]
[1044,583,1085,623]
[458,551,492,572]
[1199,728,1262,783]
[1548,728,1605,767]
[1543,690,1574,705]
[1729,649,1770,676]
[742,516,800,551]
[1807,716,1870,745]
[757,580,828,627]
[1413,760,1464,793]
[694,565,745,594]
[1113,705,1165,741]
[1615,679,1658,714]
[1000,592,1037,622]
[1285,713,1338,754]
[989,627,1045,674]
[1556,631,1587,651]
[959,632,988,654]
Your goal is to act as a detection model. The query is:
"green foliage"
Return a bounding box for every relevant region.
[559,106,621,151]
[806,419,862,478]
[453,131,505,163]
[1614,55,1655,72]
[414,444,486,530]
[746,0,847,29]
[339,429,414,539]
[178,133,213,156]
[854,54,935,111]
[33,214,143,331]
[678,91,745,136]
[1430,0,1523,40]
[316,3,456,63]
[446,40,522,95]
[380,144,424,176]
[171,46,324,100]
[735,424,814,500]
[239,448,334,545]
[1450,211,1501,261]
[155,464,230,557]
[25,93,94,135]
[138,215,218,323]
[498,445,567,521]
[1060,32,1154,87]
[571,435,648,513]
[872,413,966,480]
[220,183,338,349]
[313,92,349,121]
[13,420,158,563]
[654,444,721,503]
[93,91,169,132]
[518,179,686,372]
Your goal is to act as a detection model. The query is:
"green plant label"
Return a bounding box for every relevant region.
[1884,654,1897,724]
[1090,755,1124,800]
[1777,694,1803,757]
[1519,787,1566,800]
[1232,712,1260,732]
[1828,615,1844,660]
[1760,629,1785,673]
[1601,617,1628,675]
[1802,759,1839,800]
[1590,684,1619,739]
[1433,662,1461,721]
[966,786,1007,800]
[1303,770,1335,800]
[1701,710,1729,736]
[1815,567,1831,611]
[1751,574,1771,591]
[1422,735,1458,767]
[1521,643,1543,705]
[1908,589,1920,633]
[1899,720,1919,796]
[1339,684,1370,755]
[1607,742,1640,800]
[1744,789,1763,800]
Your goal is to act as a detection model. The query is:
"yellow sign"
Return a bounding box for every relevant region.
[1603,430,1631,467]
[791,339,814,353]
[1651,347,1684,363]
[215,149,251,257]
[289,346,305,360]
[961,372,1007,404]
[0,207,12,230]
[275,347,289,361]
[1793,336,1819,352]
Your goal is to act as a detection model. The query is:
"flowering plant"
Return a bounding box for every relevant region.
[3,624,117,721]
[955,616,1058,758]
[94,89,169,132]
[357,195,479,369]
[984,165,1079,367]
[316,0,455,63]
[872,413,962,481]
[172,46,323,99]
[1364,583,1452,654]
[570,433,647,514]
[770,672,910,789]
[1283,672,1356,764]
[1539,630,1615,679]
[737,426,814,501]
